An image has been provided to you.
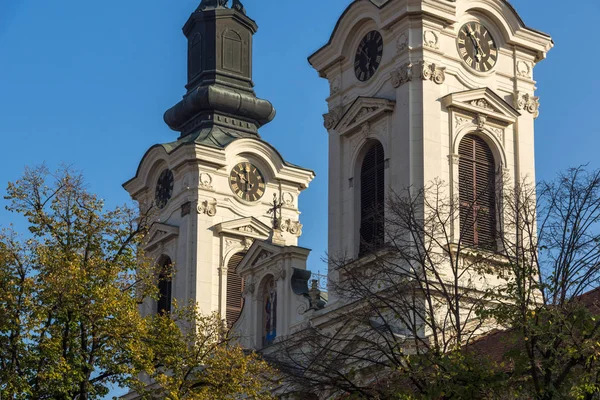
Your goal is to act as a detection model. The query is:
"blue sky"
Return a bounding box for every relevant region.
[1,0,599,274]
[0,0,598,397]
[0,0,598,293]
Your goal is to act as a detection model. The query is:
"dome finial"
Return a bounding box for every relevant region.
[197,0,245,13]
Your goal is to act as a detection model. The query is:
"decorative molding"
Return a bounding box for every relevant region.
[181,201,192,217]
[470,99,495,111]
[274,262,287,282]
[252,249,273,266]
[442,88,520,126]
[330,76,341,95]
[448,153,460,166]
[281,192,294,207]
[199,173,214,191]
[454,112,505,144]
[237,225,258,234]
[280,219,303,236]
[349,106,378,126]
[243,276,256,295]
[323,105,343,130]
[516,60,532,79]
[475,114,487,130]
[242,237,254,250]
[514,91,540,118]
[225,238,238,251]
[390,62,413,88]
[396,32,409,53]
[182,174,190,191]
[215,217,271,240]
[335,97,395,134]
[454,115,471,128]
[419,61,445,84]
[197,198,217,216]
[144,223,179,251]
[423,30,439,50]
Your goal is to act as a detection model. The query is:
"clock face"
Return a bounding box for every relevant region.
[354,30,383,82]
[457,22,498,73]
[155,169,174,209]
[229,162,266,202]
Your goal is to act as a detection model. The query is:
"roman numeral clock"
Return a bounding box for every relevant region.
[354,30,383,82]
[457,22,498,73]
[229,162,266,203]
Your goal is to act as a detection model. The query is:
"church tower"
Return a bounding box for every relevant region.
[309,0,553,303]
[123,0,314,322]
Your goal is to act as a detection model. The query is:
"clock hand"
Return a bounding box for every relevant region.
[473,37,484,62]
[466,26,483,62]
[244,166,251,192]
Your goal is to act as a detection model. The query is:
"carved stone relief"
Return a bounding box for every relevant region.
[243,276,255,295]
[274,262,287,282]
[252,250,273,266]
[514,92,540,118]
[281,192,294,207]
[323,105,344,130]
[237,225,258,234]
[516,60,532,79]
[390,62,413,88]
[280,219,303,236]
[199,173,214,190]
[454,113,505,145]
[330,76,341,95]
[470,99,495,111]
[349,106,378,126]
[198,198,217,216]
[419,61,445,84]
[396,32,409,53]
[423,30,439,50]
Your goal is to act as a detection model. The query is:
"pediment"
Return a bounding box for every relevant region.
[145,223,179,251]
[236,240,283,275]
[214,217,271,240]
[335,97,395,134]
[441,88,520,125]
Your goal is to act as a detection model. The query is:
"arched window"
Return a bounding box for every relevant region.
[458,134,497,250]
[226,252,246,326]
[359,141,385,256]
[262,277,277,346]
[157,257,172,314]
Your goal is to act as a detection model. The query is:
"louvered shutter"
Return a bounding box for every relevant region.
[157,257,172,314]
[458,134,497,250]
[226,253,246,326]
[359,142,385,256]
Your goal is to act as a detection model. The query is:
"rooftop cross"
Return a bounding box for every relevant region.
[267,193,283,231]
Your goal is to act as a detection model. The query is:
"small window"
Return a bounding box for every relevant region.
[359,141,385,256]
[157,257,173,314]
[458,134,497,250]
[226,253,246,326]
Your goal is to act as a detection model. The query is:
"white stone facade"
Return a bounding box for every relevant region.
[124,138,314,319]
[309,0,552,304]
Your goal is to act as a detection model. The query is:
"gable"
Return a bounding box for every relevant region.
[145,223,179,251]
[335,97,395,135]
[235,240,282,275]
[441,88,520,126]
[214,216,271,239]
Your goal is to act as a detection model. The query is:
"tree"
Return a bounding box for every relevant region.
[269,169,600,399]
[134,306,275,400]
[0,166,274,400]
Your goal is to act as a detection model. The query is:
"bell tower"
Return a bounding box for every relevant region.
[124,0,314,321]
[309,0,553,303]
